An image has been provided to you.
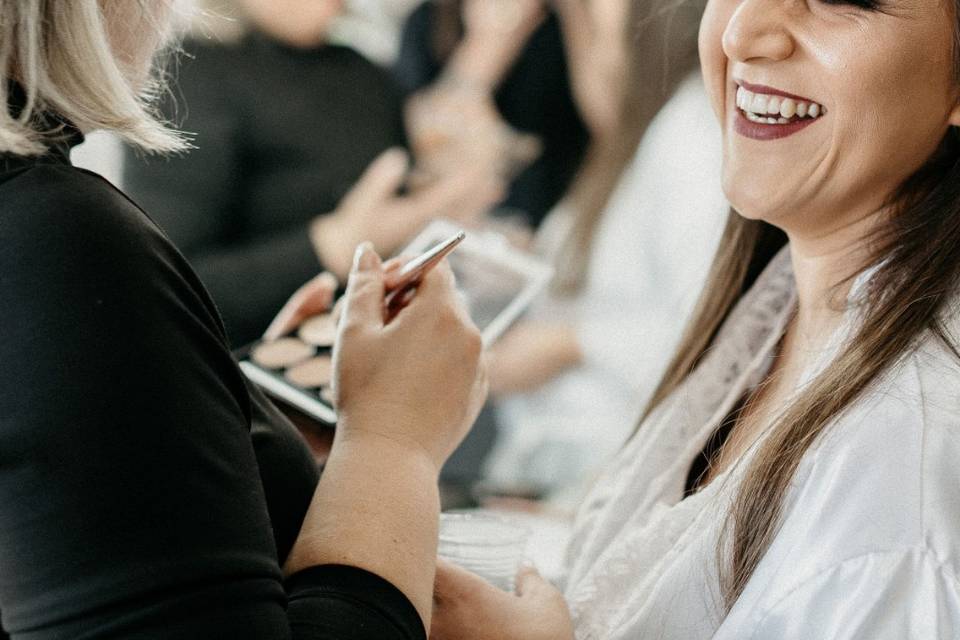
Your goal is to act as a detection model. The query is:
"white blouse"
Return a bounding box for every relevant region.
[563,246,960,639]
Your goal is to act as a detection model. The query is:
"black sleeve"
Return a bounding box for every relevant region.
[0,166,424,640]
[392,2,443,96]
[287,566,425,640]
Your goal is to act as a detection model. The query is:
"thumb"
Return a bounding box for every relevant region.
[340,147,409,212]
[340,242,385,331]
[514,561,547,597]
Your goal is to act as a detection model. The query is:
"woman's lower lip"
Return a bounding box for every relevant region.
[733,109,820,141]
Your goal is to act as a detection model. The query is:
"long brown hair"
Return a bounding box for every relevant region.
[641,7,960,609]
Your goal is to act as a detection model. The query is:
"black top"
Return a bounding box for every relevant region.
[394,2,589,229]
[124,34,408,347]
[0,124,423,638]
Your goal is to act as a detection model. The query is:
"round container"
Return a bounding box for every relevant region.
[285,355,333,389]
[438,511,530,592]
[251,337,314,370]
[298,313,337,347]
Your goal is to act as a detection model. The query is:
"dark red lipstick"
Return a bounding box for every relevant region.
[732,80,825,141]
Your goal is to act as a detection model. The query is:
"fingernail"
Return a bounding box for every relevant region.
[318,271,339,289]
[352,242,375,272]
[380,147,409,173]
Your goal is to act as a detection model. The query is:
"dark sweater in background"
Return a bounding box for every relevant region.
[0,125,423,639]
[394,2,589,230]
[124,34,407,347]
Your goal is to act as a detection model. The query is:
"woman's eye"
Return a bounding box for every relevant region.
[818,0,880,8]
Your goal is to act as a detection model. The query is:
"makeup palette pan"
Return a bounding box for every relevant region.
[239,312,339,424]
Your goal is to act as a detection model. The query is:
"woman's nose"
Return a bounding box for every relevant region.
[722,0,796,63]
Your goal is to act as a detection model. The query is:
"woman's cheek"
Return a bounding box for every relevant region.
[698,0,731,123]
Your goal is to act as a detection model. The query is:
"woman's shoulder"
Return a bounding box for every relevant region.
[1,163,193,275]
[0,162,226,348]
[2,162,146,242]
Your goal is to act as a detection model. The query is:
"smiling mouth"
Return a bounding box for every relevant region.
[736,81,826,124]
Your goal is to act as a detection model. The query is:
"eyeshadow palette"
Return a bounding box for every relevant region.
[238,314,339,424]
[239,218,553,424]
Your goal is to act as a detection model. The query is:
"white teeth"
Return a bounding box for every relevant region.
[751,93,769,114]
[780,98,797,119]
[735,85,824,124]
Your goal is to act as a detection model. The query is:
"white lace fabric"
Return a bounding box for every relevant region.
[562,246,960,639]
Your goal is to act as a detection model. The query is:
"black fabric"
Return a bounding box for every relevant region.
[394,2,589,229]
[124,34,408,347]
[0,127,423,638]
[684,397,746,497]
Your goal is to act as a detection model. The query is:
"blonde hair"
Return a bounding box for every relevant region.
[0,0,189,156]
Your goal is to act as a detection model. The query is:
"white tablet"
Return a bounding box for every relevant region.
[403,218,553,346]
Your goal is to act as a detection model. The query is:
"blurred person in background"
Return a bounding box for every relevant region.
[482,0,727,508]
[124,0,500,347]
[394,0,589,231]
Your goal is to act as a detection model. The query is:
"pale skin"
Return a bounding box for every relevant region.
[429,0,960,635]
[238,0,344,49]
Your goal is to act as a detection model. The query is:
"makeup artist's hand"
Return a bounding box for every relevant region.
[332,243,488,472]
[310,148,503,281]
[430,561,574,640]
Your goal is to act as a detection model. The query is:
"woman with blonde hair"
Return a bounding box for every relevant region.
[428,0,960,636]
[0,2,485,638]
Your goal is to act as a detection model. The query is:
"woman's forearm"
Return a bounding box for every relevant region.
[284,429,441,631]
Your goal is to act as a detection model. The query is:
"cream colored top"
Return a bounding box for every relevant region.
[563,246,960,639]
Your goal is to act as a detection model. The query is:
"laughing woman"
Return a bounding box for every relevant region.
[428,0,960,637]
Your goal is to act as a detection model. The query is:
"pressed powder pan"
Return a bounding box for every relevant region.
[298,313,337,347]
[251,337,314,369]
[285,355,333,389]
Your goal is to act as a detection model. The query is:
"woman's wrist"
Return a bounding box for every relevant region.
[332,419,444,481]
